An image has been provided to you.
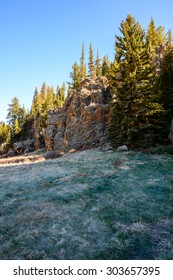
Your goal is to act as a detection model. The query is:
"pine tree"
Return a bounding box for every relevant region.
[55,85,61,107]
[102,55,110,77]
[60,82,66,106]
[157,46,173,141]
[0,122,11,148]
[166,29,172,48]
[20,105,27,127]
[69,62,81,89]
[157,26,166,46]
[6,97,22,132]
[40,82,47,112]
[88,43,96,78]
[46,86,55,110]
[109,14,163,148]
[95,49,102,77]
[13,118,20,135]
[80,42,87,81]
[31,87,42,117]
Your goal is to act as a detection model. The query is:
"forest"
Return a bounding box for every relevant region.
[0,14,173,152]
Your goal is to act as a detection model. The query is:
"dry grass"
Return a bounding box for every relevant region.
[0,149,173,259]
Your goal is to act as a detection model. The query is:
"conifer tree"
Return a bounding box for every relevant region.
[0,122,12,148]
[95,49,102,77]
[13,118,20,135]
[46,86,55,110]
[55,85,61,107]
[31,87,42,117]
[157,46,173,140]
[80,42,87,81]
[6,97,22,132]
[102,55,110,77]
[60,82,66,106]
[166,29,172,48]
[88,43,96,78]
[40,82,47,112]
[69,62,81,89]
[109,14,163,148]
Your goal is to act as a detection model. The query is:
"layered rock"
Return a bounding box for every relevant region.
[44,77,111,152]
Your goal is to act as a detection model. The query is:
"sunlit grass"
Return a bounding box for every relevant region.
[0,149,173,259]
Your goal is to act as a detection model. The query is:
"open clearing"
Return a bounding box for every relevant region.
[0,149,173,259]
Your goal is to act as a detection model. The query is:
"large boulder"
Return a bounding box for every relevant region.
[44,77,111,152]
[13,139,35,155]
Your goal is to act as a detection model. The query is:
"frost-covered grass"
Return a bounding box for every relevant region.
[0,149,173,259]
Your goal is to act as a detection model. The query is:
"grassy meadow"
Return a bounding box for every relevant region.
[0,149,173,259]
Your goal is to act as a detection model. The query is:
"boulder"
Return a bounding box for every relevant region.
[116,145,128,152]
[44,77,111,152]
[13,139,35,155]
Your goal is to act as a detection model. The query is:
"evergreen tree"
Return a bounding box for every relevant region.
[60,82,66,106]
[166,29,172,48]
[157,46,173,141]
[46,86,55,110]
[88,43,96,78]
[6,97,22,132]
[19,105,27,127]
[0,122,12,149]
[40,82,47,112]
[109,14,163,148]
[95,49,102,77]
[31,87,42,117]
[13,118,20,135]
[102,55,110,77]
[69,62,81,89]
[80,42,87,81]
[55,84,61,107]
[157,26,166,46]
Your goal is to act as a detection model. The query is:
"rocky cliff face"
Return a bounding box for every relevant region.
[44,77,111,152]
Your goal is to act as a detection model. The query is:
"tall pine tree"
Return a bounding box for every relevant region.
[109,14,163,148]
[80,42,87,81]
[88,43,96,79]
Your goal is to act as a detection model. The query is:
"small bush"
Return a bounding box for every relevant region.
[148,145,173,155]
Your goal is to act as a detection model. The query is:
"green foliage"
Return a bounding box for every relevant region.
[95,49,102,77]
[0,122,11,146]
[102,55,110,77]
[88,43,96,78]
[6,97,26,136]
[156,47,173,140]
[109,14,164,148]
[80,42,87,81]
[69,62,81,90]
[31,87,42,117]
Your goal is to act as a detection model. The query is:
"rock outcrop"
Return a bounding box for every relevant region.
[44,77,111,152]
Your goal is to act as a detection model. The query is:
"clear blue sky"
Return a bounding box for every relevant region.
[0,0,173,122]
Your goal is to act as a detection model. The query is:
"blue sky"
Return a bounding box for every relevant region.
[0,0,173,122]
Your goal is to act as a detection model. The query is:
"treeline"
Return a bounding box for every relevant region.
[1,14,173,151]
[0,82,66,149]
[68,42,110,90]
